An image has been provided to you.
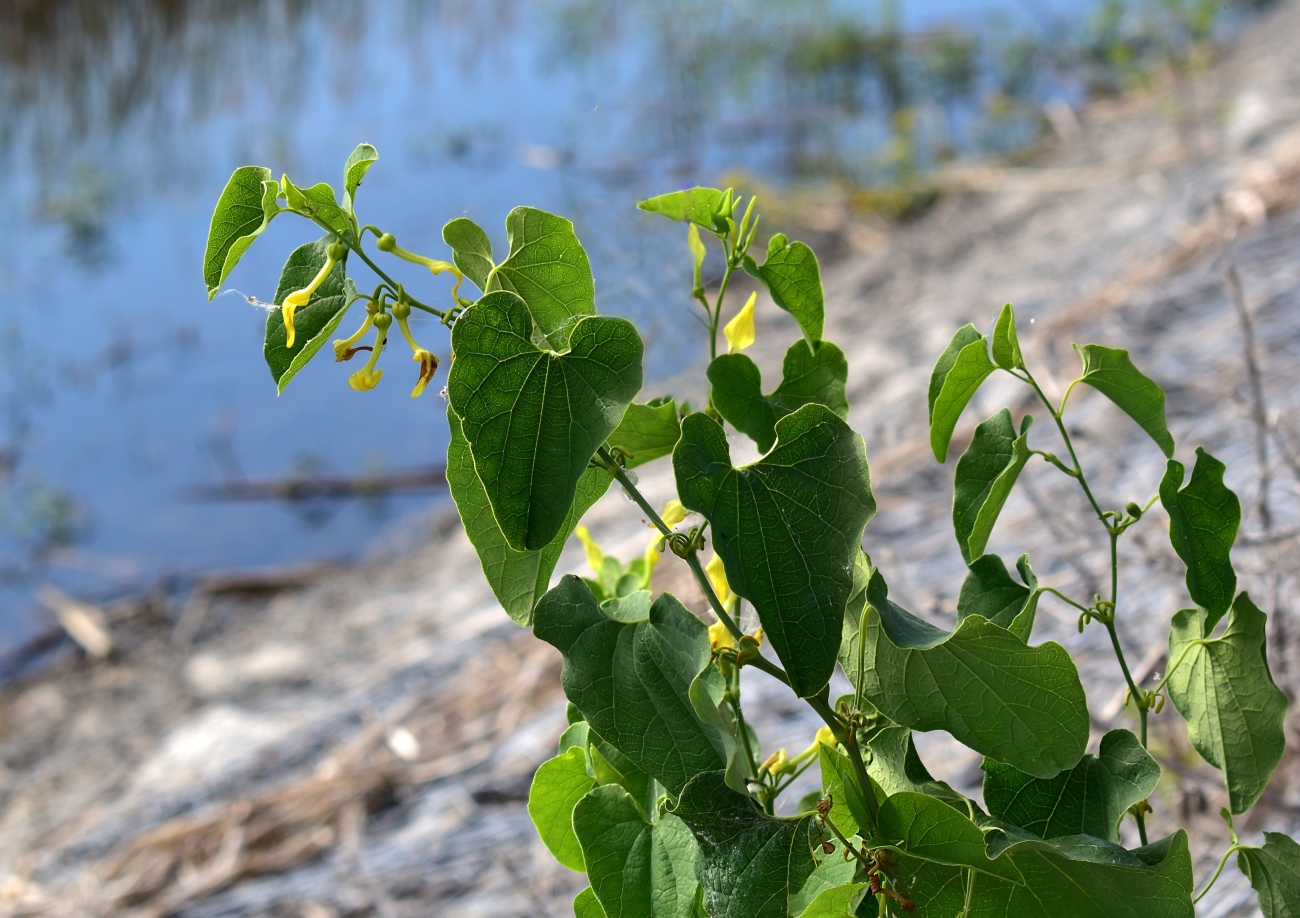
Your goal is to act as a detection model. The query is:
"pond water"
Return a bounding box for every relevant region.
[0,0,1201,652]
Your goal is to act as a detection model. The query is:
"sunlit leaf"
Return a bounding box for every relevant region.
[282,176,353,239]
[574,886,607,918]
[991,303,1024,370]
[1160,447,1240,631]
[487,206,596,348]
[341,143,378,213]
[606,397,683,468]
[263,237,352,393]
[637,187,727,228]
[743,232,824,343]
[928,324,996,462]
[203,165,280,299]
[442,216,495,292]
[529,746,596,871]
[1073,344,1174,458]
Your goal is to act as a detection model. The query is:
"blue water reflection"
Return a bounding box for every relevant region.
[0,0,1139,648]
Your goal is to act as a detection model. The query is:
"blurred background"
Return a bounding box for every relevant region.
[0,0,1271,658]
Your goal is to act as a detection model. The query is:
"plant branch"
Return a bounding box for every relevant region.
[1193,843,1243,904]
[308,216,445,318]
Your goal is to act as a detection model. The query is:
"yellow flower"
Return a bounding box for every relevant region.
[410,349,439,398]
[574,525,604,575]
[705,553,734,609]
[660,499,687,528]
[724,291,757,354]
[281,244,343,349]
[815,726,836,747]
[708,620,734,651]
[376,233,464,302]
[346,311,389,392]
[348,367,383,391]
[688,223,706,296]
[760,748,793,777]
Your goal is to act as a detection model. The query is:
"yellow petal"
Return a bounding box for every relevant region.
[641,541,661,588]
[574,525,604,575]
[815,726,836,747]
[708,620,734,651]
[724,291,756,354]
[347,368,383,391]
[688,223,706,289]
[282,303,298,349]
[705,553,733,609]
[660,499,687,528]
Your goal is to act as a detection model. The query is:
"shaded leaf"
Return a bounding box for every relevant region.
[674,406,875,697]
[447,408,611,625]
[861,724,971,813]
[878,793,1018,879]
[789,841,859,917]
[1073,344,1174,458]
[1167,593,1287,814]
[529,746,596,871]
[928,325,996,462]
[818,744,872,838]
[674,771,820,918]
[637,187,727,228]
[793,882,867,918]
[952,409,1034,563]
[443,216,495,292]
[446,290,642,551]
[982,729,1159,844]
[263,238,352,393]
[607,397,683,468]
[534,577,731,796]
[573,784,700,918]
[1160,447,1240,631]
[849,571,1088,778]
[956,553,1041,642]
[487,206,595,348]
[341,143,378,213]
[707,340,848,453]
[1236,832,1300,918]
[742,233,824,343]
[991,303,1024,370]
[203,165,280,298]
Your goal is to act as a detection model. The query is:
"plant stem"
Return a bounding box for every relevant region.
[708,241,739,360]
[308,216,444,318]
[1193,843,1242,903]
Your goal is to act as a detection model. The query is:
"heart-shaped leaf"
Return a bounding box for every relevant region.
[447,408,611,625]
[708,340,848,453]
[742,233,824,343]
[674,406,875,697]
[264,237,353,393]
[952,409,1034,563]
[533,577,731,796]
[1073,344,1174,458]
[341,143,378,214]
[1237,832,1300,918]
[929,324,996,462]
[1167,593,1287,814]
[957,553,1041,641]
[528,746,596,871]
[447,290,642,551]
[983,729,1160,844]
[1160,446,1240,632]
[847,570,1088,778]
[674,771,820,918]
[203,165,280,298]
[486,206,595,349]
[442,216,495,292]
[573,784,701,918]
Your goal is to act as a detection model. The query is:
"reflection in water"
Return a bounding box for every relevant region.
[0,0,1253,649]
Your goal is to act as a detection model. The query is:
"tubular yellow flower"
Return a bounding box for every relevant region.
[391,300,439,398]
[376,233,464,302]
[815,725,836,747]
[281,245,342,349]
[574,525,604,575]
[347,312,389,392]
[705,553,734,610]
[660,499,688,528]
[708,620,734,652]
[724,291,757,354]
[760,748,793,777]
[333,310,375,361]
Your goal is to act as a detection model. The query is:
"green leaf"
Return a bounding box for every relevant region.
[850,571,1088,778]
[341,143,378,213]
[606,397,682,468]
[534,578,731,796]
[674,771,820,918]
[1160,447,1241,631]
[861,725,970,813]
[442,216,495,292]
[447,408,611,625]
[895,818,1195,918]
[203,165,280,299]
[952,409,1034,563]
[742,233,824,343]
[793,882,867,918]
[1073,344,1174,458]
[529,746,597,871]
[486,206,595,349]
[1237,832,1300,918]
[674,406,876,697]
[708,340,849,453]
[788,841,859,917]
[991,303,1024,370]
[878,793,1019,879]
[637,187,727,228]
[573,784,700,918]
[818,744,872,838]
[263,238,353,393]
[282,176,352,240]
[574,886,607,918]
[928,325,996,462]
[957,553,1041,642]
[982,728,1159,844]
[1167,593,1287,814]
[446,290,642,551]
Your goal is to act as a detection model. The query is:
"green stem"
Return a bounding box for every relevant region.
[1193,843,1243,904]
[309,217,444,318]
[709,242,739,361]
[1040,586,1091,614]
[1026,374,1104,520]
[807,693,880,829]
